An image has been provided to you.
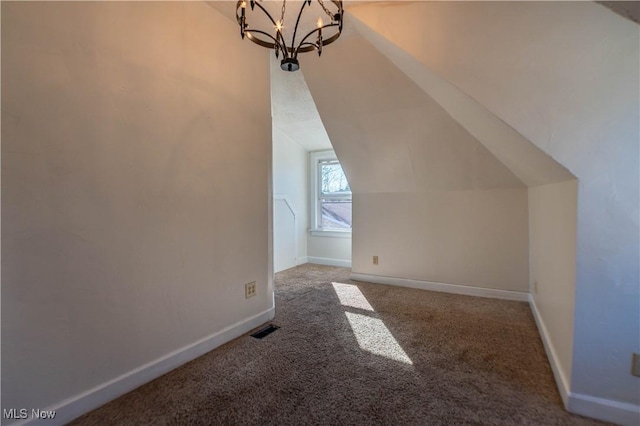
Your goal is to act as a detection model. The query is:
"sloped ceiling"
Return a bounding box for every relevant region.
[347,10,575,187]
[301,32,525,193]
[208,1,572,189]
[597,1,640,23]
[344,0,635,182]
[270,55,333,151]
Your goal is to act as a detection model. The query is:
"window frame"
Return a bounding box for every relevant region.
[309,150,352,237]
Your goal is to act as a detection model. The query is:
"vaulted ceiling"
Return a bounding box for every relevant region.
[208,0,578,190]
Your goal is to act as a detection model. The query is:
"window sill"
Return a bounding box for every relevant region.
[310,229,352,238]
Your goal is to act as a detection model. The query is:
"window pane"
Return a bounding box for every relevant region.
[321,199,352,229]
[321,161,351,195]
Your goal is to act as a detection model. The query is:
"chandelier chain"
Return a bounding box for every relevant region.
[280,0,286,26]
[317,0,334,19]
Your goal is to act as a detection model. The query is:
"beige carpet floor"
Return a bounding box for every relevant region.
[71,264,605,425]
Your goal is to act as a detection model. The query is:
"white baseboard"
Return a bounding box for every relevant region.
[529,298,640,425]
[349,273,529,301]
[20,307,276,426]
[568,393,640,425]
[296,256,309,265]
[528,295,570,407]
[308,256,352,268]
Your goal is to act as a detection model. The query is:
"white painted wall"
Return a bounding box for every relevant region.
[529,180,578,402]
[270,54,351,269]
[307,232,352,267]
[303,34,529,291]
[272,127,309,271]
[349,1,639,420]
[273,198,297,272]
[2,2,272,422]
[353,188,528,291]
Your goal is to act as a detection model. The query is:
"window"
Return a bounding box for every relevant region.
[310,150,352,236]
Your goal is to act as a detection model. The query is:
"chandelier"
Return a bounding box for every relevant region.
[236,0,344,72]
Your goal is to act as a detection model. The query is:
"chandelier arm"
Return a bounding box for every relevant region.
[252,1,278,26]
[276,30,288,57]
[294,23,339,55]
[295,29,341,53]
[245,29,284,51]
[252,1,288,56]
[298,42,318,51]
[241,1,288,57]
[290,0,309,53]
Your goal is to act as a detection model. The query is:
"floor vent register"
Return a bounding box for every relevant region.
[250,324,280,339]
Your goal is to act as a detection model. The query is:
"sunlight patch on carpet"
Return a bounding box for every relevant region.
[332,282,374,311]
[332,283,413,365]
[345,312,413,365]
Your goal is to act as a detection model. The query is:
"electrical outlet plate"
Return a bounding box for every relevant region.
[632,353,640,377]
[373,255,379,265]
[245,281,256,299]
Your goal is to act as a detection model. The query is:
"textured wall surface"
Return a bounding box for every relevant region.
[2,1,272,416]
